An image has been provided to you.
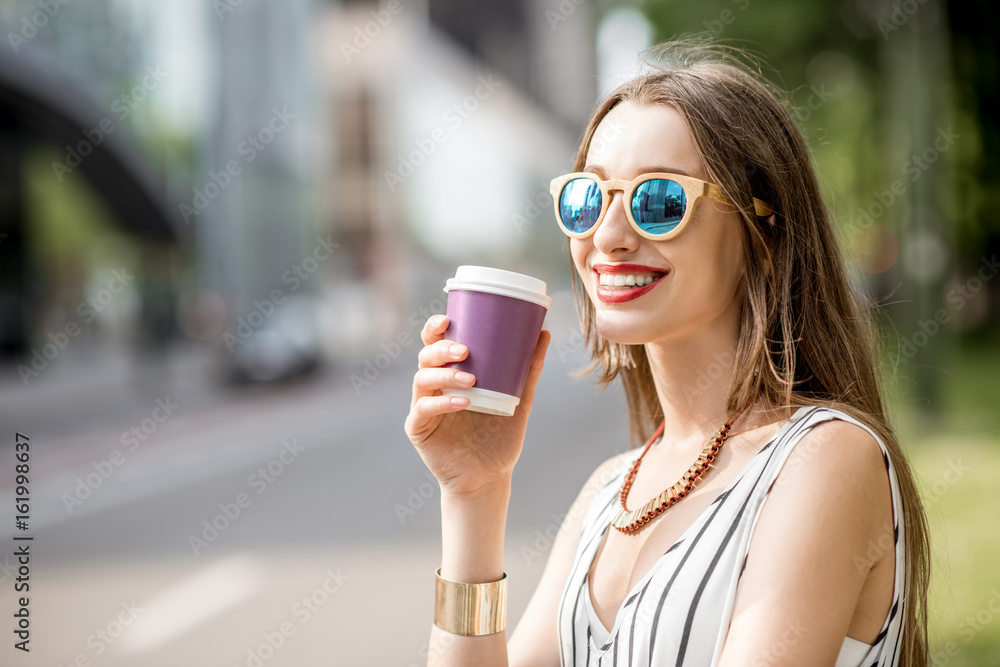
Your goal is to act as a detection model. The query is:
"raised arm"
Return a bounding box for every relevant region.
[404,314,551,666]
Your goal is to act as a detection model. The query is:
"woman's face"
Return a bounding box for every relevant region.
[570,102,747,347]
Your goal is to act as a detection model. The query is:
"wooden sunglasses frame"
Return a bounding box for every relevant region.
[549,172,774,241]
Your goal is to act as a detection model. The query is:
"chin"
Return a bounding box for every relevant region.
[593,312,656,347]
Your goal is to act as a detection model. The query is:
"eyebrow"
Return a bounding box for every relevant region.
[583,165,693,178]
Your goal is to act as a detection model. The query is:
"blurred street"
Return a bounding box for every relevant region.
[0,335,629,666]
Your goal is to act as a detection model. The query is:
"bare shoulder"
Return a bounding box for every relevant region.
[781,416,891,495]
[769,415,894,547]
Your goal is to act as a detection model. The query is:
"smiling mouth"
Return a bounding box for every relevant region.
[596,271,666,291]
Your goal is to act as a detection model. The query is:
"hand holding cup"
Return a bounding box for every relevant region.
[403,267,552,496]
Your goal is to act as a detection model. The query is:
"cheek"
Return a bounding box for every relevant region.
[570,240,590,279]
[714,224,747,288]
[671,222,745,301]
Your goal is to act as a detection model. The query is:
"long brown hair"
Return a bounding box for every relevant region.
[569,39,929,664]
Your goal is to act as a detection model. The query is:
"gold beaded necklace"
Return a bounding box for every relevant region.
[610,399,753,533]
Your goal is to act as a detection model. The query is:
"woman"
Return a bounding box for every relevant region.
[404,41,929,666]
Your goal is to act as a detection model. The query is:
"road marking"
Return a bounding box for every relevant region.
[119,554,265,653]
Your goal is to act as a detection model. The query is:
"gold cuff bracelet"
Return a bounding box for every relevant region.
[434,568,507,636]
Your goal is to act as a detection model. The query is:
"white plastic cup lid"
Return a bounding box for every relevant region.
[441,386,519,417]
[444,265,552,310]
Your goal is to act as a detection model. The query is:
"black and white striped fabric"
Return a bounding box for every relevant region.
[557,406,906,666]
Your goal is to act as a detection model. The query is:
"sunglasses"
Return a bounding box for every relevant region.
[549,172,774,241]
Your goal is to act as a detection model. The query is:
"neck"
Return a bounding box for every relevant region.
[644,321,743,451]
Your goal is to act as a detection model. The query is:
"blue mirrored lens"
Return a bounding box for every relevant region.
[631,179,686,235]
[558,178,602,233]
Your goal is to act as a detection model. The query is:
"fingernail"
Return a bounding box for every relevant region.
[449,344,465,357]
[433,315,447,326]
[455,371,474,384]
[450,396,468,407]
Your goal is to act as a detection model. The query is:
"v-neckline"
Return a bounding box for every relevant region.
[582,406,811,647]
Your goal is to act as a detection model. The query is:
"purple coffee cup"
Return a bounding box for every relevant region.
[441,266,552,416]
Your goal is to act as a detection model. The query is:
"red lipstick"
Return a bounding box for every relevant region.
[592,263,668,304]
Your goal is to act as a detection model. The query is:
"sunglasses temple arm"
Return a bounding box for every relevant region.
[703,183,773,218]
[753,198,773,218]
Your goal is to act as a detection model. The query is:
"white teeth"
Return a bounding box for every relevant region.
[597,272,663,289]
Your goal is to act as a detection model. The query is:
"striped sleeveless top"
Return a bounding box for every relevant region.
[557,406,906,666]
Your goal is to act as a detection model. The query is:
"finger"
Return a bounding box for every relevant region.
[411,367,476,403]
[420,314,450,346]
[417,338,467,369]
[516,329,551,411]
[406,394,470,437]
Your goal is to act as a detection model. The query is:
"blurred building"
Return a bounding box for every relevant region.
[0,0,602,385]
[312,0,595,359]
[0,0,182,363]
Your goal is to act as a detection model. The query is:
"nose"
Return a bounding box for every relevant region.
[592,188,640,254]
